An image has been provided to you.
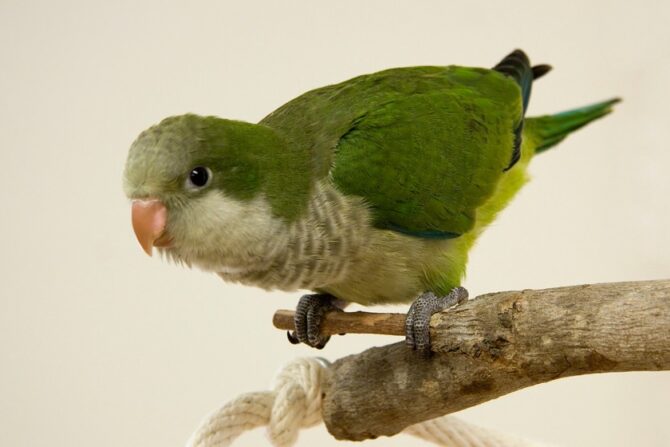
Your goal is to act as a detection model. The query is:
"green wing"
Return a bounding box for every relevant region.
[332,68,522,237]
[262,65,523,237]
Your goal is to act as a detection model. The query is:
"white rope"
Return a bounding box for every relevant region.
[186,358,327,447]
[404,416,541,447]
[186,357,545,447]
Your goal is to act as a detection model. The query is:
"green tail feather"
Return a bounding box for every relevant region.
[528,98,621,153]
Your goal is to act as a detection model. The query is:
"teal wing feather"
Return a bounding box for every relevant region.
[261,65,523,237]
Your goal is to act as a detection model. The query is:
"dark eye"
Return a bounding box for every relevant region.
[187,166,212,189]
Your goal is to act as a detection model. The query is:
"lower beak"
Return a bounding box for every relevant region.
[131,199,171,256]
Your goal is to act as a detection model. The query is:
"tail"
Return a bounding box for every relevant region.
[493,49,553,170]
[493,49,552,113]
[527,98,621,153]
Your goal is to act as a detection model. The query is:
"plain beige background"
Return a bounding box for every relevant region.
[1,0,669,446]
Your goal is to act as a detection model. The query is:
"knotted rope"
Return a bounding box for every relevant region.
[186,357,543,447]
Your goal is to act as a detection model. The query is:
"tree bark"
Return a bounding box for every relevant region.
[282,280,670,441]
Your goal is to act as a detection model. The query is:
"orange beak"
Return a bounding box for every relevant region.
[131,199,172,256]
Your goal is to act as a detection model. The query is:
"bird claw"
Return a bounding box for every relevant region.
[405,287,468,356]
[288,294,340,349]
[286,330,300,345]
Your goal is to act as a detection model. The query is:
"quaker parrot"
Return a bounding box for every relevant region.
[124,49,619,354]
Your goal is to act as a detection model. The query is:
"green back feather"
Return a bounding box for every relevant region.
[262,65,522,236]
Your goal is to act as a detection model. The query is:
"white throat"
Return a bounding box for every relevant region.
[164,189,290,274]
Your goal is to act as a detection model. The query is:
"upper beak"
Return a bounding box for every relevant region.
[131,199,171,256]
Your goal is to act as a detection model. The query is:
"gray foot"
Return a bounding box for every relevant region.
[287,294,340,349]
[405,287,469,355]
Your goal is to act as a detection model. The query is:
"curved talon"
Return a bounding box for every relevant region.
[313,335,330,350]
[405,287,469,356]
[287,331,300,345]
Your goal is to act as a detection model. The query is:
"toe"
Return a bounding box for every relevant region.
[314,335,331,350]
[289,294,339,349]
[413,320,432,356]
[452,286,469,305]
[404,292,440,354]
[293,306,309,344]
[306,304,324,347]
[405,312,416,349]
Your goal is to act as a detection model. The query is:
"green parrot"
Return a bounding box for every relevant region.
[124,49,619,354]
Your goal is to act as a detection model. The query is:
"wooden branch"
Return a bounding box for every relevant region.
[273,279,670,441]
[273,309,406,336]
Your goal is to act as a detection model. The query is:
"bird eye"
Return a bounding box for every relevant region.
[186,166,212,189]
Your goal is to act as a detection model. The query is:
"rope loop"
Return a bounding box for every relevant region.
[186,358,329,447]
[267,357,329,446]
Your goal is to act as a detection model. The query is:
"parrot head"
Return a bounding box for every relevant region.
[123,114,307,273]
